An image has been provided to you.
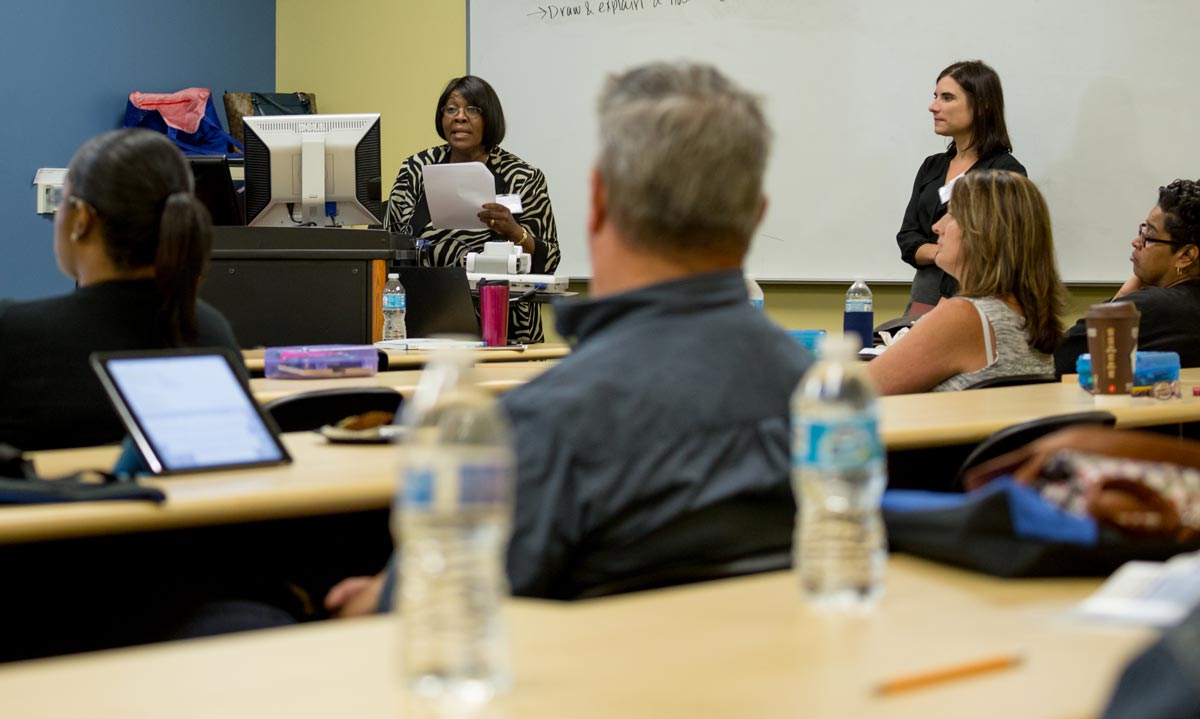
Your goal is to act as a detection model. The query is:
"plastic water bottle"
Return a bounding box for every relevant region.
[843,278,873,351]
[791,334,887,610]
[383,272,407,341]
[745,273,765,310]
[394,348,515,707]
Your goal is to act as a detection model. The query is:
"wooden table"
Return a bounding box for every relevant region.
[242,342,571,374]
[5,433,397,546]
[249,361,553,403]
[10,367,1200,550]
[10,378,1200,547]
[249,364,1200,449]
[880,381,1200,450]
[0,556,1152,719]
[0,363,552,547]
[1062,366,1200,388]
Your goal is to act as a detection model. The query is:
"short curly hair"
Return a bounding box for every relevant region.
[1158,179,1200,248]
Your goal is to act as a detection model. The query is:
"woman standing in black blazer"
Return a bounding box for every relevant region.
[896,60,1026,314]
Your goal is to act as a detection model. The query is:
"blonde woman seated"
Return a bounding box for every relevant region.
[869,170,1065,395]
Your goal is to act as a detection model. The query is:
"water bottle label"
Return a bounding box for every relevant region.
[794,416,883,471]
[845,300,873,313]
[402,450,512,512]
[383,294,407,310]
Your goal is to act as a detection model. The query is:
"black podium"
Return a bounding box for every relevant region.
[201,227,415,348]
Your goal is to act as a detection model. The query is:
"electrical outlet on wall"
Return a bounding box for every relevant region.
[33,168,67,215]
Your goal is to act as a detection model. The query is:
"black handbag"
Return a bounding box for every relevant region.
[250,92,313,116]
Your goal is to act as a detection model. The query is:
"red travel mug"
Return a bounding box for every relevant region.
[479,279,510,347]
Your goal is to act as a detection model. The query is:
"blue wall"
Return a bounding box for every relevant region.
[0,0,275,300]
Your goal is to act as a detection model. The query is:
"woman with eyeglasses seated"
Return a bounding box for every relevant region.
[0,129,239,451]
[1054,179,1200,376]
[896,60,1026,316]
[385,75,560,343]
[869,170,1065,395]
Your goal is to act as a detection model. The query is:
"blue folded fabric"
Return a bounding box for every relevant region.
[884,477,1098,546]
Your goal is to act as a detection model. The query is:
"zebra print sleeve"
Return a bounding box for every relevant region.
[515,166,560,275]
[385,155,420,234]
[385,147,444,235]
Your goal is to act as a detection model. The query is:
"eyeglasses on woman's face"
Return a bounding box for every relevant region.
[442,105,483,119]
[1135,222,1187,249]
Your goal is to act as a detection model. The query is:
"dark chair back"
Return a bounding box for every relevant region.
[954,410,1117,485]
[572,551,792,600]
[261,387,402,433]
[962,373,1058,390]
[571,496,794,600]
[874,315,919,334]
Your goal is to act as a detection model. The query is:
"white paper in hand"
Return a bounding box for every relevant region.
[496,194,523,214]
[423,162,494,230]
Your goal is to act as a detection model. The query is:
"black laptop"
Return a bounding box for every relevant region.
[395,266,481,339]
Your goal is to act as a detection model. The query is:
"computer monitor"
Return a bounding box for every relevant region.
[242,113,382,227]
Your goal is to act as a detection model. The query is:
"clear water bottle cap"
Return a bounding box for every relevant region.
[387,273,399,279]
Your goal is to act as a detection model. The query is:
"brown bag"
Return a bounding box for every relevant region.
[965,427,1200,542]
[222,91,318,145]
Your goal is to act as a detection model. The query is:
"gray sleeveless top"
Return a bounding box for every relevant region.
[931,296,1054,392]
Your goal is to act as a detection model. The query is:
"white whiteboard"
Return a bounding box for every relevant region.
[468,0,1199,283]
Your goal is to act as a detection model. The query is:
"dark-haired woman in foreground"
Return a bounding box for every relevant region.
[896,60,1027,315]
[386,75,560,343]
[0,129,239,451]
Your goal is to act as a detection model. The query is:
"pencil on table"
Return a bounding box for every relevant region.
[875,653,1024,695]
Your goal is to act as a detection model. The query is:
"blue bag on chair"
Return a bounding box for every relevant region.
[123,88,243,156]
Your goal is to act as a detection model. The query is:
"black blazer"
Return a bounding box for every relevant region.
[896,149,1027,305]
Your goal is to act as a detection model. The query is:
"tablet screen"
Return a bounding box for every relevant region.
[94,351,289,473]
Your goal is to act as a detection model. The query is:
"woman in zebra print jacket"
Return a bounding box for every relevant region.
[385,75,560,343]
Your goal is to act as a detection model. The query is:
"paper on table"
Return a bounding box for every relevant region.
[423,162,494,230]
[1072,551,1200,627]
[375,338,485,351]
[375,339,527,352]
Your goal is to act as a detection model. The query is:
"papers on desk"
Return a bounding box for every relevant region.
[878,327,910,346]
[375,338,528,352]
[376,338,484,351]
[1073,551,1200,627]
[857,324,911,360]
[424,163,505,230]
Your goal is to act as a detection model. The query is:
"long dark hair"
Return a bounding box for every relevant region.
[434,75,507,148]
[67,129,213,343]
[938,60,1013,159]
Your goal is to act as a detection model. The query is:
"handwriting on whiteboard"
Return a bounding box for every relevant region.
[527,0,733,22]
